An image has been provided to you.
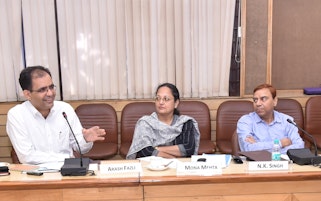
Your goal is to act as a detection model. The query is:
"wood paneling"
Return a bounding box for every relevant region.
[272,0,321,89]
[244,0,269,95]
[1,189,62,201]
[63,186,143,201]
[243,0,321,95]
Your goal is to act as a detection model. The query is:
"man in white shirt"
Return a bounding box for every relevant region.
[6,66,106,165]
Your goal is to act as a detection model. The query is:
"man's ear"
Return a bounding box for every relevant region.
[273,97,278,107]
[23,90,31,101]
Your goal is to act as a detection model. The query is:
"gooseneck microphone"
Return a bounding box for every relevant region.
[62,112,83,166]
[60,112,90,176]
[286,118,321,165]
[287,119,318,156]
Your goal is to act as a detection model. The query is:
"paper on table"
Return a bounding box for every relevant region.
[9,164,39,172]
[138,156,178,168]
[191,154,232,168]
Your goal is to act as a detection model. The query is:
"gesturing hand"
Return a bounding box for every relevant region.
[82,126,106,142]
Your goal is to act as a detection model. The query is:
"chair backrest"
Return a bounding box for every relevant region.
[11,148,20,164]
[216,100,253,153]
[75,103,118,144]
[305,96,321,138]
[275,98,304,136]
[177,101,211,141]
[231,130,240,156]
[120,102,155,157]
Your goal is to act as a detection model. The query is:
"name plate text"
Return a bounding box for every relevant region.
[248,161,289,171]
[100,163,142,174]
[176,162,222,176]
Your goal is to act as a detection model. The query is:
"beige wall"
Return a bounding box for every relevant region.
[0,97,310,163]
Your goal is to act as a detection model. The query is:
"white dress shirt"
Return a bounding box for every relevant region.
[6,101,93,165]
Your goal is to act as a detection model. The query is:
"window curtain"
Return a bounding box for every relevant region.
[22,0,61,100]
[57,0,235,100]
[0,0,235,101]
[0,0,24,101]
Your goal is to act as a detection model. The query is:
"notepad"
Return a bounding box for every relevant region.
[239,150,272,161]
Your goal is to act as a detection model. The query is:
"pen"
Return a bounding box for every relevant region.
[22,171,43,176]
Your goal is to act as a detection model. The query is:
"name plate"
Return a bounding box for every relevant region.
[100,163,142,174]
[248,161,289,171]
[176,162,222,176]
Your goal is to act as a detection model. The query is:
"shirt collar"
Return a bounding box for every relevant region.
[25,100,56,118]
[254,110,281,125]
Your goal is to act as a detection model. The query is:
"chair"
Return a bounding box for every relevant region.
[305,96,321,150]
[75,103,118,160]
[216,100,253,154]
[177,101,215,154]
[120,102,155,158]
[231,130,240,156]
[11,148,20,164]
[275,98,304,137]
[275,98,312,148]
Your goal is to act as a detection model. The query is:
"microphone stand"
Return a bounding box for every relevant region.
[63,112,83,167]
[286,119,321,165]
[60,112,90,176]
[287,119,318,156]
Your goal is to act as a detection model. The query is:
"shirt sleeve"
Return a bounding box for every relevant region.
[174,120,197,157]
[280,118,304,153]
[136,146,158,158]
[237,114,274,152]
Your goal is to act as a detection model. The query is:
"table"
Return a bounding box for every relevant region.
[1,159,321,201]
[0,160,142,201]
[140,159,321,201]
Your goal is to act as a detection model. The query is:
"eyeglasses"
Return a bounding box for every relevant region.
[253,96,269,103]
[30,84,57,94]
[155,96,172,103]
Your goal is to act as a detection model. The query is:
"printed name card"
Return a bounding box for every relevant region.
[248,161,289,171]
[100,163,142,174]
[176,162,222,176]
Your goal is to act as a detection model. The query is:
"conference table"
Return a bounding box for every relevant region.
[1,158,321,201]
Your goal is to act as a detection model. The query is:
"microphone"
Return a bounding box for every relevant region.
[63,112,83,166]
[60,112,90,176]
[286,118,321,165]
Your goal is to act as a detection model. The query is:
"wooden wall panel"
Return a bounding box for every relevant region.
[244,0,269,95]
[272,0,321,89]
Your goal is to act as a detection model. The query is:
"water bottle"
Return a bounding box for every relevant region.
[271,139,281,161]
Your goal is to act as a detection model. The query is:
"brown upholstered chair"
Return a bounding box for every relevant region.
[75,103,118,160]
[120,102,155,158]
[177,101,215,154]
[216,100,253,154]
[275,98,304,137]
[119,100,214,158]
[231,130,240,156]
[305,96,321,150]
[11,148,20,164]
